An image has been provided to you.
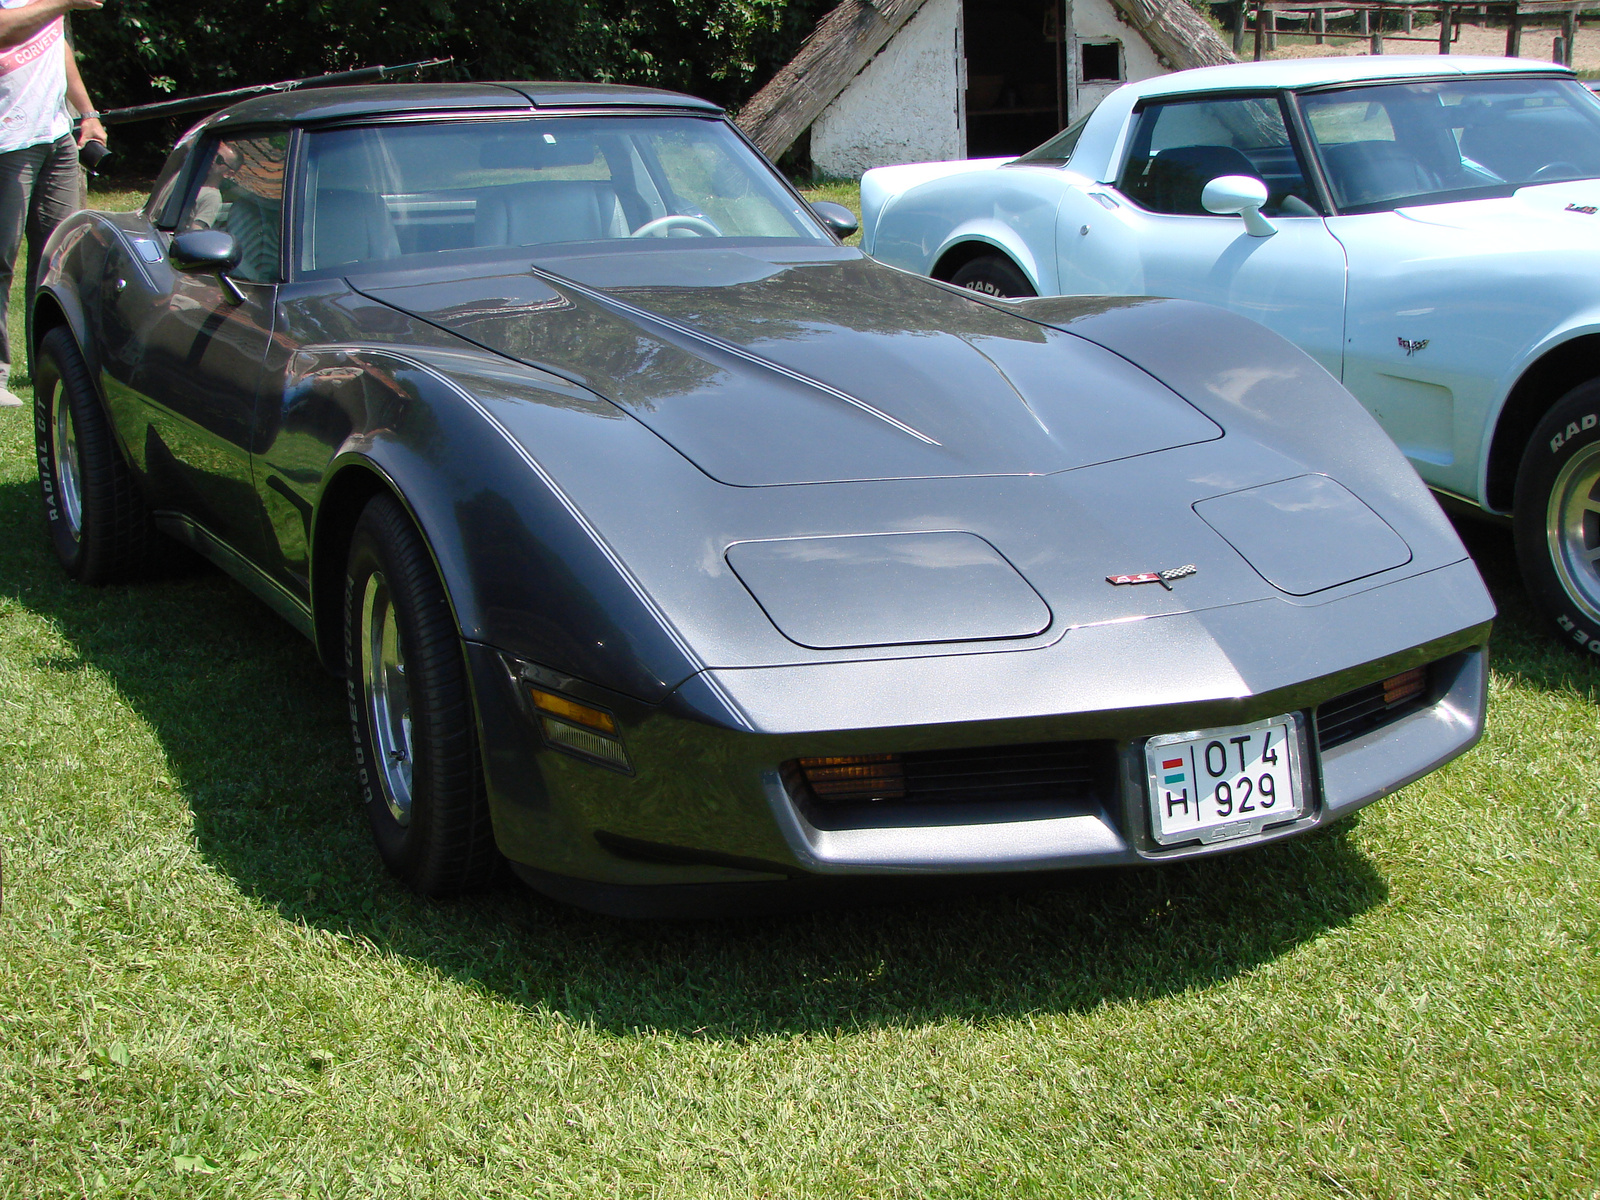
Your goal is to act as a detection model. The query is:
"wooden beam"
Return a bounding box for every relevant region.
[1108,0,1239,71]
[736,0,935,162]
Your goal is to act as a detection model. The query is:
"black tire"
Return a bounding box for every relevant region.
[33,326,153,583]
[949,253,1037,299]
[1514,378,1600,655]
[345,493,500,895]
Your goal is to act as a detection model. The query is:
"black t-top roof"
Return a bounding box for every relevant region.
[203,81,722,131]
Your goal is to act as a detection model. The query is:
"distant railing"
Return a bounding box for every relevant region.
[1231,1,1587,65]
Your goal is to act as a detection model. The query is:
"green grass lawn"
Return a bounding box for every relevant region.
[1,187,1597,1199]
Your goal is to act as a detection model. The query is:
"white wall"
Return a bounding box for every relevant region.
[811,0,966,177]
[1068,0,1167,122]
[809,0,1172,174]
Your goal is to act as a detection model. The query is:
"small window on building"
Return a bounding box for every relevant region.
[1081,41,1122,84]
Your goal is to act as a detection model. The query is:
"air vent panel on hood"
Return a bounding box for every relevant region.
[726,532,1051,648]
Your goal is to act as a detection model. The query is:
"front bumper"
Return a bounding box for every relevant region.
[465,557,1493,914]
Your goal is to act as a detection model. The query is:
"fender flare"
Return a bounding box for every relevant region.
[31,280,101,388]
[930,221,1045,294]
[1480,311,1600,512]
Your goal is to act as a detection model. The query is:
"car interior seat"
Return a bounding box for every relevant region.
[1135,145,1263,215]
[1319,141,1438,207]
[310,188,400,270]
[474,181,632,247]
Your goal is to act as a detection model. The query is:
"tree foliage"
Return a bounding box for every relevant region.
[74,0,829,168]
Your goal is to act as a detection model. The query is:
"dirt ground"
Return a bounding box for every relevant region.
[1263,18,1600,71]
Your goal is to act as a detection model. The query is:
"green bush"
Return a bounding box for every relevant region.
[73,0,828,170]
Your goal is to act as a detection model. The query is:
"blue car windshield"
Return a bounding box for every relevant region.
[299,115,828,273]
[1299,77,1600,213]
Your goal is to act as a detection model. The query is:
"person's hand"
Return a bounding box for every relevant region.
[66,0,106,10]
[77,115,106,148]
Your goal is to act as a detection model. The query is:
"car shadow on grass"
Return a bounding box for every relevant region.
[2,474,1396,1039]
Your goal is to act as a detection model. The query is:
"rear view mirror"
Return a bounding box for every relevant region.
[480,135,598,169]
[1201,175,1276,238]
[810,200,859,239]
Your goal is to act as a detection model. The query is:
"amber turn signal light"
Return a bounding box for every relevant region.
[529,687,617,735]
[794,754,906,801]
[1381,667,1427,708]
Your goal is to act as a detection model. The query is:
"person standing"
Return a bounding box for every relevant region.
[0,0,105,407]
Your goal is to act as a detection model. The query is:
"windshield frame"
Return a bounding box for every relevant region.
[289,110,834,280]
[1291,71,1600,215]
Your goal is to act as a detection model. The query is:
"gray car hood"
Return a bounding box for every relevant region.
[355,244,1221,486]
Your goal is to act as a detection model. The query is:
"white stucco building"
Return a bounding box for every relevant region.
[803,0,1188,177]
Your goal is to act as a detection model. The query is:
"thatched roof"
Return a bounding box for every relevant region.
[737,0,1236,161]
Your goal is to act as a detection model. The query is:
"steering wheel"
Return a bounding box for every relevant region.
[1530,161,1582,182]
[631,213,722,238]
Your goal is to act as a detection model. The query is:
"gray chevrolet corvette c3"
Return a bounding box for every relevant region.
[31,82,1494,915]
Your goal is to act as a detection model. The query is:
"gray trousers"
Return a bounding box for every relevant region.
[0,134,81,384]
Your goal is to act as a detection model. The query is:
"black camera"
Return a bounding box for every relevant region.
[79,138,111,174]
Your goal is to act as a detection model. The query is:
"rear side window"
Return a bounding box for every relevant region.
[1119,96,1320,217]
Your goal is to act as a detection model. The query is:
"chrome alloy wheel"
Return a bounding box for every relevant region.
[51,385,83,540]
[361,570,414,825]
[1547,440,1600,624]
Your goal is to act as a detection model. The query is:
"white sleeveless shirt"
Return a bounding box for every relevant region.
[0,0,69,155]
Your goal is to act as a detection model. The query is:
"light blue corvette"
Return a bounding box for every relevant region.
[863,56,1600,654]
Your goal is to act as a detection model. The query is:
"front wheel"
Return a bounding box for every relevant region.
[949,253,1036,299]
[344,493,500,895]
[1514,379,1600,654]
[33,326,154,583]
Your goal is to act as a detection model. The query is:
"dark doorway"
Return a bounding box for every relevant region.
[964,0,1065,157]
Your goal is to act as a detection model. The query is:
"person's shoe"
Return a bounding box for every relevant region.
[0,386,22,408]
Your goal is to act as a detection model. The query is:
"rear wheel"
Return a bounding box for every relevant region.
[1514,379,1600,654]
[949,253,1036,299]
[33,326,153,583]
[344,493,500,895]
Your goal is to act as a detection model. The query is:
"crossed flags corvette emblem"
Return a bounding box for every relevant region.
[1107,564,1197,591]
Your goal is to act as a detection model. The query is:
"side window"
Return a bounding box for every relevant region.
[144,139,194,229]
[177,132,290,283]
[1119,97,1319,217]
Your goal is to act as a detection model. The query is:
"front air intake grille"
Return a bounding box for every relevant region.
[785,740,1114,811]
[1316,666,1430,751]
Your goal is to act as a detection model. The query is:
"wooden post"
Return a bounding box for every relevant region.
[1234,0,1248,53]
[1403,7,1413,32]
[1315,7,1326,42]
[1255,2,1269,59]
[1506,6,1522,57]
[1563,9,1577,66]
[1371,6,1384,51]
[1359,6,1370,35]
[1439,3,1452,53]
[1267,7,1277,49]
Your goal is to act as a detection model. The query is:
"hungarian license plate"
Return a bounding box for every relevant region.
[1145,715,1307,846]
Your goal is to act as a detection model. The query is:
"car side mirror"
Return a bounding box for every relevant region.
[810,200,860,239]
[169,229,247,302]
[1201,175,1277,238]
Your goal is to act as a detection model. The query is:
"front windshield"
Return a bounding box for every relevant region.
[1299,76,1600,212]
[300,115,827,273]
